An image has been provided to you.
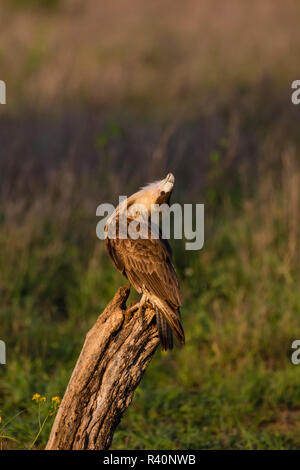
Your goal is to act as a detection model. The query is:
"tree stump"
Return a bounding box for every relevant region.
[46,284,160,450]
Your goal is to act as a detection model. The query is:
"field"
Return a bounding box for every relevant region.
[0,0,300,450]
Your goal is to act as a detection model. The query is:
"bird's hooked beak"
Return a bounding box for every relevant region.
[161,172,175,194]
[155,172,175,205]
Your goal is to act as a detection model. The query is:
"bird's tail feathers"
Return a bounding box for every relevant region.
[150,295,185,350]
[156,311,173,350]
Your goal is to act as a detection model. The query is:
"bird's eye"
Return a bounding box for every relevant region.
[160,190,165,196]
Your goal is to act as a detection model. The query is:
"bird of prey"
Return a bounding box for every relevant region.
[105,173,185,350]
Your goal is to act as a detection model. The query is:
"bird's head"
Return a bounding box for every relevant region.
[153,172,175,205]
[108,173,175,226]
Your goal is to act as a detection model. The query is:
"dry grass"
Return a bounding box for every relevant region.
[0,0,300,112]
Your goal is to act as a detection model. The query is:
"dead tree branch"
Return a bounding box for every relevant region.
[46,284,160,450]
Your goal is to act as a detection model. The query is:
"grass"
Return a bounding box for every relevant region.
[112,154,300,449]
[0,120,300,448]
[1,0,300,115]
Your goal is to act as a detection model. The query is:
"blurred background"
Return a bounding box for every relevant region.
[0,0,300,449]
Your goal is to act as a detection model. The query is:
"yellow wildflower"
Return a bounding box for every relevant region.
[32,393,41,402]
[51,396,61,405]
[32,393,46,403]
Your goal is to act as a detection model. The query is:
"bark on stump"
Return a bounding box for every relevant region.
[46,284,160,450]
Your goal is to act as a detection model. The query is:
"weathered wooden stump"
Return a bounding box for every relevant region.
[46,284,160,450]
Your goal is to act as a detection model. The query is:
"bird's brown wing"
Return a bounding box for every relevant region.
[114,236,181,307]
[105,225,183,348]
[105,237,127,277]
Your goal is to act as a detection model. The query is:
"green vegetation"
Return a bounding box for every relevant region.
[114,160,300,449]
[0,130,299,448]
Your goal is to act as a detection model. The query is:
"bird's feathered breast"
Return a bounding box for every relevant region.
[105,214,181,308]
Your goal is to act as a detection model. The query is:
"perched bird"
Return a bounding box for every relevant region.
[105,173,185,350]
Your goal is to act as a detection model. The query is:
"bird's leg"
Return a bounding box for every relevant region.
[137,293,147,316]
[124,303,138,323]
[126,294,156,326]
[144,300,154,311]
[126,303,139,315]
[125,293,147,323]
[138,294,157,326]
